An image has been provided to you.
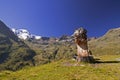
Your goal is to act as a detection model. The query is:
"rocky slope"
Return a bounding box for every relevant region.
[0,20,36,71]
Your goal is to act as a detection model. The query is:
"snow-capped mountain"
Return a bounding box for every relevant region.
[11,28,42,40]
[11,28,73,42]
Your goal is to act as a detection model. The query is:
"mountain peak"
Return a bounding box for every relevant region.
[11,28,42,40]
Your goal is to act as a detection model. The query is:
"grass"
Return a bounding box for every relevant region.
[0,27,119,79]
[0,55,120,80]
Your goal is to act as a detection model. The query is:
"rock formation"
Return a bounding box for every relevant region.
[73,27,94,62]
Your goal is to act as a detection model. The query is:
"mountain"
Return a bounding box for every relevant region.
[24,27,120,65]
[0,20,36,71]
[11,28,42,40]
[1,19,119,70]
[0,27,120,80]
[88,27,120,55]
[11,28,74,43]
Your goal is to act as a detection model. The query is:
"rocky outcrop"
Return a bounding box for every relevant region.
[73,27,94,62]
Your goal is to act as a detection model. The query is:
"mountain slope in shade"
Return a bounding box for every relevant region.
[0,20,36,71]
[88,27,120,55]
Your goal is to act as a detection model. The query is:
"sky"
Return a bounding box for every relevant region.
[0,0,120,37]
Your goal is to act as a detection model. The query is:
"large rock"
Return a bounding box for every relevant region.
[73,27,94,62]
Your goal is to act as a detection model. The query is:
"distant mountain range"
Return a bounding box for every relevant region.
[11,28,42,40]
[11,28,74,44]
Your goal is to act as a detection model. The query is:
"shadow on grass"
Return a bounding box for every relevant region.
[94,58,120,64]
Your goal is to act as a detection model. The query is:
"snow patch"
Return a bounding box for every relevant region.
[11,28,42,40]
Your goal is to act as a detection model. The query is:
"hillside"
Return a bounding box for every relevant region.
[0,55,120,80]
[0,27,120,80]
[0,20,36,71]
[89,27,120,55]
[24,37,76,66]
[24,27,120,66]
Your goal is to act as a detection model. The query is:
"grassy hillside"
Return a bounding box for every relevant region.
[24,27,120,66]
[25,41,76,66]
[88,27,120,56]
[0,55,120,80]
[0,27,119,79]
[0,20,36,71]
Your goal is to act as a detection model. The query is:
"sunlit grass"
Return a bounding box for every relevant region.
[0,55,120,80]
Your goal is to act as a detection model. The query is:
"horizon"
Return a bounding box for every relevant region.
[0,0,120,37]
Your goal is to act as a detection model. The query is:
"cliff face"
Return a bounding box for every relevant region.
[0,20,36,71]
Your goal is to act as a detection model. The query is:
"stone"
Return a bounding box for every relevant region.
[73,27,94,63]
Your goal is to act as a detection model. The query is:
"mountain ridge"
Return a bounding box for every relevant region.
[0,20,36,71]
[11,28,42,40]
[88,27,120,55]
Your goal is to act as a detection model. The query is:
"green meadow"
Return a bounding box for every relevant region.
[0,55,120,80]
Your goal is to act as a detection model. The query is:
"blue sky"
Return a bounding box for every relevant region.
[0,0,120,37]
